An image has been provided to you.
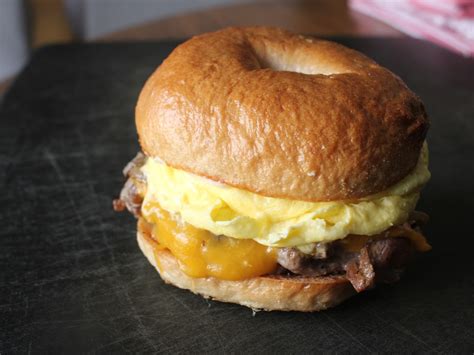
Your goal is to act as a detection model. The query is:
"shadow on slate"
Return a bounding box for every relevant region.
[0,38,473,354]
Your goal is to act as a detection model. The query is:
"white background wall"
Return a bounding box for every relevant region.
[0,0,29,81]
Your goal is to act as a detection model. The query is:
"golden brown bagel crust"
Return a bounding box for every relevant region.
[137,228,356,312]
[136,27,429,201]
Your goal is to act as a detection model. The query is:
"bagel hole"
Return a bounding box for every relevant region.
[256,53,310,74]
[254,49,340,75]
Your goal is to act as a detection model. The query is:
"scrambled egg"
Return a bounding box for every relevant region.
[141,143,430,247]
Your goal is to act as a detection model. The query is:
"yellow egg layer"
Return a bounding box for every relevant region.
[141,143,430,247]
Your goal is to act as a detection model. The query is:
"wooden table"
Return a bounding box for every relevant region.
[1,0,402,96]
[0,79,12,97]
[103,0,402,41]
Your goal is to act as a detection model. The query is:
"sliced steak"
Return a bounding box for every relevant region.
[279,236,416,292]
[113,152,146,217]
[345,247,375,292]
[277,247,346,277]
[368,237,415,284]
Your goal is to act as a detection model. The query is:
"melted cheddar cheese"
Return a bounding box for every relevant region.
[143,203,278,280]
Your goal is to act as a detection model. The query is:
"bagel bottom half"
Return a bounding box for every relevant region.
[137,223,356,312]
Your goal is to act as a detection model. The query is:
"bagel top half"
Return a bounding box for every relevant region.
[136,26,429,202]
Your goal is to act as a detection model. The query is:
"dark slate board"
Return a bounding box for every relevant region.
[1,38,473,354]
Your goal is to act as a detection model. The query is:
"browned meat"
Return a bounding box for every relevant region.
[112,198,126,212]
[278,237,416,292]
[122,152,146,180]
[345,247,375,292]
[277,246,347,277]
[113,152,146,217]
[114,179,143,217]
[368,237,415,284]
[409,210,429,225]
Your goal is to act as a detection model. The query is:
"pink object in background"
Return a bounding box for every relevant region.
[349,0,474,57]
[412,0,474,18]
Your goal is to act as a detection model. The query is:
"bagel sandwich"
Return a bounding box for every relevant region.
[113,27,431,312]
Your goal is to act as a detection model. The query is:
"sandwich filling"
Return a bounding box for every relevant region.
[114,145,430,292]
